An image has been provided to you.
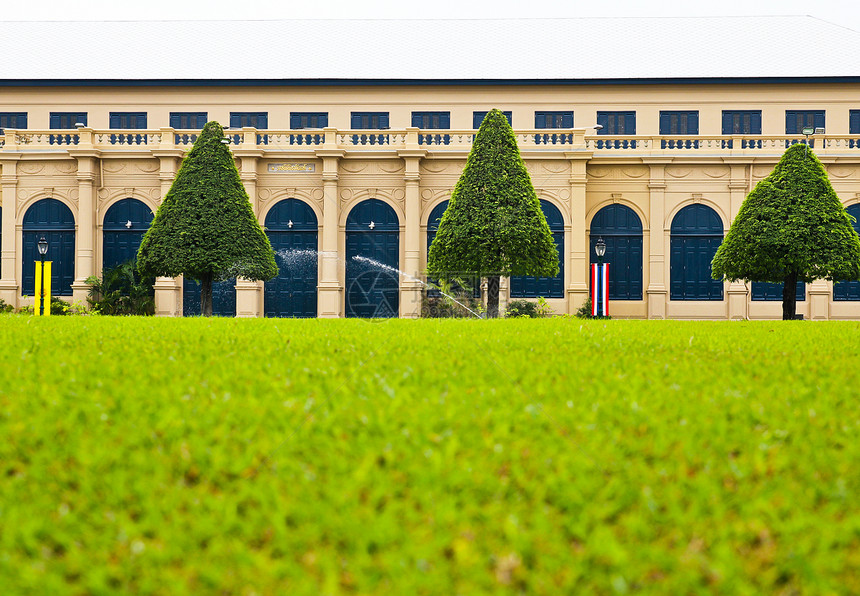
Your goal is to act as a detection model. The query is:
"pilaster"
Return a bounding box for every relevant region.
[400,145,423,318]
[0,157,21,306]
[69,149,99,303]
[727,165,750,319]
[565,152,591,313]
[645,159,671,319]
[154,276,181,317]
[317,137,343,317]
[152,139,183,316]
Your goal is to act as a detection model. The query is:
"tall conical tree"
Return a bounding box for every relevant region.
[712,143,860,320]
[137,121,278,316]
[427,109,558,317]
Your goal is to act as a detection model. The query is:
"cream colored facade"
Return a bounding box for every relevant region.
[2,83,860,319]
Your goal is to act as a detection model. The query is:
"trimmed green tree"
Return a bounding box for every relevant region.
[712,143,860,320]
[427,109,558,318]
[137,121,278,316]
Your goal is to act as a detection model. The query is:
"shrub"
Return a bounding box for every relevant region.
[86,260,155,316]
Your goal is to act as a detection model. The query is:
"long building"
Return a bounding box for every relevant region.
[2,16,860,319]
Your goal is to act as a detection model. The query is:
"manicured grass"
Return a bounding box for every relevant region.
[1,317,859,594]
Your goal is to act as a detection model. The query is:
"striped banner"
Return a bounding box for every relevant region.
[590,263,609,317]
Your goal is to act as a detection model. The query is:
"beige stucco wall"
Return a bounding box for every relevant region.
[2,83,860,319]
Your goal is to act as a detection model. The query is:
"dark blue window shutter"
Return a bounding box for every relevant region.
[196,113,207,128]
[850,110,860,134]
[49,113,61,129]
[688,112,699,134]
[534,112,546,128]
[562,112,573,128]
[229,113,242,129]
[596,112,609,134]
[473,112,485,128]
[814,111,825,130]
[109,113,120,129]
[351,113,362,129]
[625,113,636,135]
[750,112,762,134]
[659,112,671,135]
[440,112,450,129]
[786,111,800,134]
[169,113,181,128]
[721,112,733,135]
[379,113,389,129]
[411,112,421,128]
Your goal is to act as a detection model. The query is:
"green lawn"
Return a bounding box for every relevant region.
[1,317,859,594]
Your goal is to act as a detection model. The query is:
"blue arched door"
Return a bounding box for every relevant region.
[834,204,860,301]
[345,199,399,318]
[511,200,565,298]
[103,198,154,271]
[670,204,723,300]
[264,199,318,317]
[183,278,236,317]
[23,199,75,296]
[590,204,643,300]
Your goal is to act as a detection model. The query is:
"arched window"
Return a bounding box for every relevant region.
[589,204,643,300]
[22,198,75,296]
[345,199,399,318]
[102,198,153,270]
[264,199,318,318]
[834,204,860,301]
[510,200,564,298]
[670,204,724,300]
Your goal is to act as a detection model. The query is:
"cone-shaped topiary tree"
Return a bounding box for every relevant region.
[137,121,278,316]
[427,109,558,317]
[712,143,860,320]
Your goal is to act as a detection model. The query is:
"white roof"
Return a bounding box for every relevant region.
[3,16,860,81]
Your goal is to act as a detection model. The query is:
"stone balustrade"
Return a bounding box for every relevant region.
[2,127,860,156]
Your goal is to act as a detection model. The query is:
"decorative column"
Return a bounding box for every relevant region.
[399,129,425,318]
[565,147,591,314]
[152,132,184,316]
[235,137,264,318]
[726,161,750,319]
[69,129,99,303]
[644,160,671,319]
[0,155,21,306]
[317,128,343,317]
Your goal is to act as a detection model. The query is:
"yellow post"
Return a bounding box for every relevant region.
[43,262,52,316]
[34,262,42,316]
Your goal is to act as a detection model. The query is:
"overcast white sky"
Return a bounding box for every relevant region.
[1,0,858,28]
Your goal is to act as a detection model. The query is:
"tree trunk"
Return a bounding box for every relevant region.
[782,271,798,321]
[486,275,500,318]
[200,272,213,317]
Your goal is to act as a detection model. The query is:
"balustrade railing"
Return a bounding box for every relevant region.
[2,128,860,156]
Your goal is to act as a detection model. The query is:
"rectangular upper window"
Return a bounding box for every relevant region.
[230,112,268,129]
[411,111,450,129]
[0,112,27,133]
[597,111,635,135]
[50,112,87,129]
[850,110,860,134]
[659,111,698,135]
[535,111,573,128]
[473,111,512,128]
[351,112,389,129]
[722,110,762,135]
[170,112,208,129]
[110,112,147,129]
[290,112,328,129]
[785,110,825,134]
